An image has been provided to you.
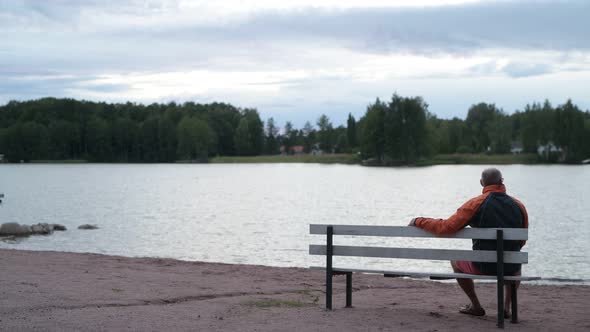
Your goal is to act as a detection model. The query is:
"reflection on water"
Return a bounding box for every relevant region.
[1,163,588,284]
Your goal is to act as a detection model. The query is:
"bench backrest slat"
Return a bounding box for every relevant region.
[310,224,528,241]
[309,245,528,264]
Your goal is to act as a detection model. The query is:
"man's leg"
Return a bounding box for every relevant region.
[451,261,483,311]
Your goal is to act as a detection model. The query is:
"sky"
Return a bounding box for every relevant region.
[1,0,589,126]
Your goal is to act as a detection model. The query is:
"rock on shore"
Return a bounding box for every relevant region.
[0,222,67,237]
[77,224,99,230]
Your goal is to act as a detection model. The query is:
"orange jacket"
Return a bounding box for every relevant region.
[414,184,528,241]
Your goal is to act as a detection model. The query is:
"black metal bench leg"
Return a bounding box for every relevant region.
[326,272,332,310]
[511,282,518,323]
[497,279,504,328]
[326,226,333,310]
[496,230,505,329]
[326,271,332,310]
[346,272,352,307]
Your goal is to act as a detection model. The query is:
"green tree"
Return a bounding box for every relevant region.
[347,113,357,149]
[584,117,590,160]
[361,98,386,161]
[86,116,111,161]
[112,117,138,162]
[243,109,264,155]
[177,117,211,161]
[282,121,295,154]
[208,106,239,156]
[234,118,252,156]
[466,103,501,152]
[334,125,348,153]
[554,100,586,162]
[488,113,512,154]
[140,117,159,162]
[302,121,315,153]
[383,95,429,163]
[48,120,80,160]
[158,117,177,162]
[265,117,279,155]
[21,121,49,160]
[316,114,333,153]
[519,104,540,153]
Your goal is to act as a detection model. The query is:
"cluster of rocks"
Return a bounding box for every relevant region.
[0,222,67,236]
[0,222,100,239]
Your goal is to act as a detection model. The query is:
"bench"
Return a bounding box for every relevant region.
[309,224,541,329]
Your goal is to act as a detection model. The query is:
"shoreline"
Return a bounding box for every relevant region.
[1,246,587,287]
[3,153,586,165]
[1,249,588,331]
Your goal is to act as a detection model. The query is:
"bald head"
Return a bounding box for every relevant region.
[481,168,503,187]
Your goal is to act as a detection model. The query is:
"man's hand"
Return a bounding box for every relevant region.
[408,218,417,226]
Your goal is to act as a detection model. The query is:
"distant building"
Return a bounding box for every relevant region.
[291,145,304,155]
[280,145,305,155]
[510,141,523,154]
[310,143,323,155]
[537,141,561,155]
[0,154,4,162]
[537,141,563,160]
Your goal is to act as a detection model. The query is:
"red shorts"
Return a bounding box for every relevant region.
[454,261,483,275]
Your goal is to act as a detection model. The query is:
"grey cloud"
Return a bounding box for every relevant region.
[230,1,590,55]
[0,73,129,103]
[135,1,590,57]
[0,75,83,93]
[2,1,589,76]
[467,61,554,78]
[1,0,589,118]
[78,83,131,93]
[0,67,59,77]
[501,62,553,78]
[467,61,500,76]
[0,0,162,22]
[0,76,78,102]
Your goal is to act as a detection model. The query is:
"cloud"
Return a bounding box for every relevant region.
[501,62,553,78]
[228,1,590,55]
[2,1,589,78]
[468,61,501,76]
[76,82,131,93]
[1,0,589,123]
[2,1,589,73]
[0,75,85,101]
[467,60,555,78]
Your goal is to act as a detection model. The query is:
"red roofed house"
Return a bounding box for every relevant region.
[280,145,305,155]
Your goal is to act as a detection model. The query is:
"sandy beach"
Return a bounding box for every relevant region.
[1,249,588,331]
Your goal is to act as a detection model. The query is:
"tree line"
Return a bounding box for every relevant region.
[0,98,265,162]
[0,96,589,163]
[359,95,590,163]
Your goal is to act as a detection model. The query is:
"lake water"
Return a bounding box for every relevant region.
[1,164,588,284]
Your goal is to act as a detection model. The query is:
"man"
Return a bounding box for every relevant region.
[409,168,528,317]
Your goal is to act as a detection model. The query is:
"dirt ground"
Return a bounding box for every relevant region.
[1,249,589,331]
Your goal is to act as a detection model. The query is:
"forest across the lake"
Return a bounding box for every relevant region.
[0,96,588,164]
